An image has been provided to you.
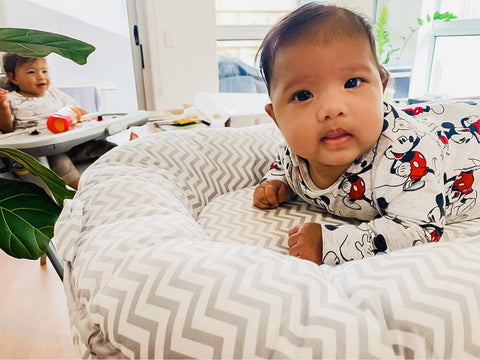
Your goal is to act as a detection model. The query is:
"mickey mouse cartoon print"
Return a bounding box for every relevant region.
[384,130,434,191]
[260,100,480,266]
[254,3,480,267]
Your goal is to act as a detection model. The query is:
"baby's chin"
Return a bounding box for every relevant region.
[307,151,362,169]
[29,87,48,97]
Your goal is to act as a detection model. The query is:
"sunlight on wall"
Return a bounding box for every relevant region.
[27,0,129,37]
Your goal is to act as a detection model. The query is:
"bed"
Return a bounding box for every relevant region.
[54,100,480,359]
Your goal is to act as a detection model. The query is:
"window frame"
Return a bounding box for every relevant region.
[409,1,480,99]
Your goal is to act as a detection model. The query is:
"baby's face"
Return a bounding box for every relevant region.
[265,33,386,188]
[10,58,50,97]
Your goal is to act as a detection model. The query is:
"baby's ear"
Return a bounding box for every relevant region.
[380,67,390,92]
[6,72,17,85]
[265,103,276,122]
[382,75,389,92]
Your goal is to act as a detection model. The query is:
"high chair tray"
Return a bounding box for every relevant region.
[0,111,148,156]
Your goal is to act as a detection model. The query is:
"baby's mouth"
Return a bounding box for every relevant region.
[321,129,352,145]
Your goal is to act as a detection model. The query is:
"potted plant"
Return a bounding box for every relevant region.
[375,6,457,65]
[0,28,94,261]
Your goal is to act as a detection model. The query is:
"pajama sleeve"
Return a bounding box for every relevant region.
[262,142,290,185]
[321,130,446,266]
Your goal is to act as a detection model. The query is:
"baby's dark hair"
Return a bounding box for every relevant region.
[2,53,38,91]
[257,2,388,94]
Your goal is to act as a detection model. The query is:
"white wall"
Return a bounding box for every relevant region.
[134,0,219,110]
[0,0,138,112]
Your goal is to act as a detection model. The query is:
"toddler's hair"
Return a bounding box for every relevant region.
[2,53,38,91]
[257,3,387,94]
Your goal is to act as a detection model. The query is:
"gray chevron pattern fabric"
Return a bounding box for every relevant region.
[54,123,480,359]
[198,187,360,253]
[198,186,478,254]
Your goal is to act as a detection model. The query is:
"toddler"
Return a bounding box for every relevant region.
[0,53,115,189]
[253,3,480,266]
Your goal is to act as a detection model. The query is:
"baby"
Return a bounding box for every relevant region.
[0,53,115,189]
[253,3,480,266]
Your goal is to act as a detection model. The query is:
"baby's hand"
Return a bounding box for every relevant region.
[288,223,323,265]
[253,179,290,208]
[0,89,9,110]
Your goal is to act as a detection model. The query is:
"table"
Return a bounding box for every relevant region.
[0,111,149,157]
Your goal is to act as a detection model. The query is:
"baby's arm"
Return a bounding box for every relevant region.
[253,179,291,208]
[254,142,293,208]
[0,89,13,133]
[288,223,323,265]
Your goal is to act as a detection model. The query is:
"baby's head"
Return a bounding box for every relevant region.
[257,3,390,187]
[258,3,388,95]
[3,53,50,97]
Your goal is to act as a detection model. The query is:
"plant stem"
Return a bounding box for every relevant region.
[396,28,418,65]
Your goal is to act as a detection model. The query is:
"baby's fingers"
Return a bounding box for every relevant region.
[253,185,275,208]
[263,183,281,207]
[289,242,301,257]
[288,224,301,237]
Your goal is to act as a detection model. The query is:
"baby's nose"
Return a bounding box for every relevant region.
[318,98,344,121]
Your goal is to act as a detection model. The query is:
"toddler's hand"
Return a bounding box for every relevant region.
[288,222,323,265]
[253,179,290,208]
[0,89,9,110]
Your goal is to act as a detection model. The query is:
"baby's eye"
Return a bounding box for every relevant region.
[292,90,313,102]
[344,78,364,89]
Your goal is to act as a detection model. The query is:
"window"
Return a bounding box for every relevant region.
[215,0,311,67]
[215,0,374,66]
[410,0,480,99]
[429,34,480,98]
[215,0,375,94]
[215,0,317,93]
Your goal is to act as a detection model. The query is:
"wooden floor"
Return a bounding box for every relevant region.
[0,250,79,359]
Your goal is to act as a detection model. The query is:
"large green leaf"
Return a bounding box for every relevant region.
[0,148,75,206]
[0,28,95,65]
[0,148,75,259]
[0,177,60,259]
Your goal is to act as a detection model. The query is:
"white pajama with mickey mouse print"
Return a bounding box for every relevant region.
[263,101,480,266]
